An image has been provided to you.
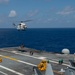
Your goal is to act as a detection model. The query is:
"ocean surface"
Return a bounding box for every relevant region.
[0,28,75,54]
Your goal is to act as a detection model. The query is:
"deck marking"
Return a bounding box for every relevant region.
[0,49,70,67]
[49,60,70,67]
[0,71,8,75]
[0,50,65,75]
[0,55,37,66]
[0,55,18,61]
[0,49,47,60]
[53,70,64,75]
[18,60,37,66]
[0,65,24,75]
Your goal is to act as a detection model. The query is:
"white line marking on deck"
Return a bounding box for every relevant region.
[18,60,37,66]
[49,60,70,67]
[0,49,70,67]
[14,52,70,67]
[0,54,37,67]
[0,71,8,75]
[0,49,46,60]
[0,65,24,75]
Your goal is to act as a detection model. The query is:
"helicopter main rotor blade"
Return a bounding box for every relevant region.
[20,20,32,22]
[14,20,32,23]
[21,20,32,22]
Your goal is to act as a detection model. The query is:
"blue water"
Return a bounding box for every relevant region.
[0,28,75,54]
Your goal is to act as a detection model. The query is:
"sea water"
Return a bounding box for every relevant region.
[0,28,75,54]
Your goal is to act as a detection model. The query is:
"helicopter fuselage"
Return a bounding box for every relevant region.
[17,23,27,30]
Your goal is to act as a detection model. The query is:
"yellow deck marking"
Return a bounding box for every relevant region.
[0,55,36,66]
[0,55,18,62]
[0,54,64,75]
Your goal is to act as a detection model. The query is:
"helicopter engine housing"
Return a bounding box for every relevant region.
[17,23,27,30]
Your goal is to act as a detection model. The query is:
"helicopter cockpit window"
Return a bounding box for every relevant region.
[19,24,21,25]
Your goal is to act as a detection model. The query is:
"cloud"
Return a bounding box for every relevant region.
[0,20,2,23]
[47,18,53,21]
[45,0,51,1]
[9,10,17,17]
[0,0,9,3]
[57,6,75,15]
[34,17,54,24]
[27,10,39,17]
[74,15,75,18]
[44,18,53,23]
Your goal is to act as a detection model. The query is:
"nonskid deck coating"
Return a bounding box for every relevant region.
[0,47,74,75]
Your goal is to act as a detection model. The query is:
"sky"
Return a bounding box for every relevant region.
[0,0,75,28]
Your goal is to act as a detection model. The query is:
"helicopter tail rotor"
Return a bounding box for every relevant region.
[13,23,16,27]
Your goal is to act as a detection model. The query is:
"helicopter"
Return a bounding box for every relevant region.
[13,20,32,31]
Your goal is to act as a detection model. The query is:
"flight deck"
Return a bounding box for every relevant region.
[0,47,74,75]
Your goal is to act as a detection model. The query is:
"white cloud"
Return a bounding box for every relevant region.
[66,20,71,23]
[27,10,39,17]
[45,0,51,1]
[74,15,75,18]
[0,20,2,23]
[9,10,17,17]
[47,18,52,21]
[0,0,9,3]
[43,18,53,23]
[57,6,75,15]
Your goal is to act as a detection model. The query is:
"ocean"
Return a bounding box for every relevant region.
[0,28,75,54]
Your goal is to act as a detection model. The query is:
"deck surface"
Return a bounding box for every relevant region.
[0,47,74,75]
